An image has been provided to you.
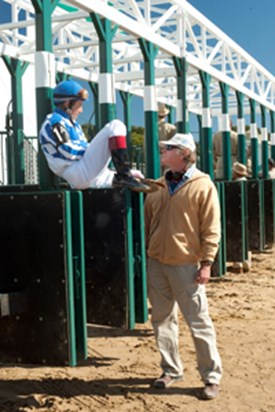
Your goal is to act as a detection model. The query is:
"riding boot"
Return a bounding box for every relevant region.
[109,136,149,192]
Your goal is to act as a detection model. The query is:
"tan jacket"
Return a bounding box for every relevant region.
[144,169,221,265]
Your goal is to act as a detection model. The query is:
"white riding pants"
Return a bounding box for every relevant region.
[62,119,125,189]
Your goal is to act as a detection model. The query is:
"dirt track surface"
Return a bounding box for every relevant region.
[0,248,275,412]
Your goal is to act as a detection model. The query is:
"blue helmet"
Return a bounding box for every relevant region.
[53,79,88,104]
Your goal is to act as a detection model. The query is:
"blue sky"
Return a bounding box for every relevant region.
[189,0,275,74]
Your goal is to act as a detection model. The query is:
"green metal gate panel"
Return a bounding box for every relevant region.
[0,190,87,366]
[263,179,275,247]
[224,181,247,262]
[247,180,265,251]
[83,188,130,328]
[212,182,226,277]
[83,188,148,329]
[132,192,148,323]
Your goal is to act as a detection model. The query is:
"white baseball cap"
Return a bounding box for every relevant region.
[159,133,196,152]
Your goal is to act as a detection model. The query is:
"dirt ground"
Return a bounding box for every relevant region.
[0,248,275,412]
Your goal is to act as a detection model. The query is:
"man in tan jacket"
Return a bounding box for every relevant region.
[144,133,222,400]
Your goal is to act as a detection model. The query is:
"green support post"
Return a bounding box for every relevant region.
[124,190,136,329]
[132,192,148,323]
[270,111,275,160]
[70,191,88,361]
[213,182,226,277]
[219,82,231,180]
[261,105,269,179]
[63,191,77,366]
[173,57,189,133]
[89,82,100,135]
[90,14,117,126]
[32,0,59,189]
[138,39,159,178]
[168,105,175,125]
[56,72,70,83]
[249,99,259,179]
[2,57,28,184]
[199,71,214,179]
[120,91,133,163]
[236,91,247,164]
[197,114,203,170]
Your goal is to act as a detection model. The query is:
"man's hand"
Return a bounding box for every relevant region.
[196,265,211,285]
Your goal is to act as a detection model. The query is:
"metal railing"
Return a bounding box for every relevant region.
[0,132,39,186]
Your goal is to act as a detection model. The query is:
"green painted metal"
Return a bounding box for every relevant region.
[242,181,249,260]
[56,72,70,83]
[214,182,226,276]
[139,39,160,178]
[259,180,266,251]
[242,181,248,261]
[70,191,88,362]
[236,91,246,165]
[124,190,136,329]
[89,82,100,135]
[199,71,214,179]
[31,0,58,188]
[3,57,28,184]
[120,91,133,162]
[197,114,203,170]
[168,105,175,125]
[219,82,231,180]
[249,99,259,179]
[145,112,160,178]
[132,192,148,323]
[90,13,117,125]
[261,106,269,179]
[173,57,189,133]
[63,190,77,367]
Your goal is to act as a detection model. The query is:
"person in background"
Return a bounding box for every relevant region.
[158,103,176,174]
[268,158,275,179]
[144,132,222,400]
[39,79,149,192]
[232,162,252,273]
[213,120,238,179]
[158,103,176,142]
[232,161,249,181]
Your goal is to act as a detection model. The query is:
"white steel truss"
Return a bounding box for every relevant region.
[1,0,275,116]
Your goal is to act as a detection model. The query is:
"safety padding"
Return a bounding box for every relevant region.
[83,188,130,328]
[247,180,265,251]
[0,190,87,366]
[224,181,248,262]
[82,188,149,329]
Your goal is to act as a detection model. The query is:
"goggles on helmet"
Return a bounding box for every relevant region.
[53,80,89,104]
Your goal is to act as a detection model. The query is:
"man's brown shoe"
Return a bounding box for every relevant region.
[152,374,182,389]
[201,383,219,400]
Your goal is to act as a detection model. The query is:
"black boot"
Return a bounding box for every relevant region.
[111,148,150,193]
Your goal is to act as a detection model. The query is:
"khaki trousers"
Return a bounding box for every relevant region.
[147,258,222,384]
